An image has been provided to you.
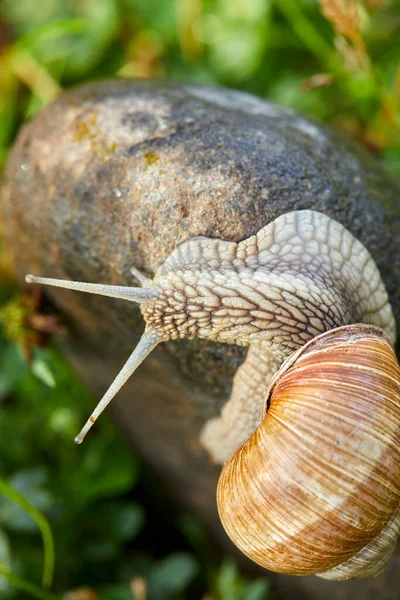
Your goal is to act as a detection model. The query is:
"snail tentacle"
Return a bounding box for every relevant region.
[74,329,162,444]
[130,266,153,286]
[25,274,159,303]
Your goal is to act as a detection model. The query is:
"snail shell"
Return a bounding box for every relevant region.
[217,324,400,579]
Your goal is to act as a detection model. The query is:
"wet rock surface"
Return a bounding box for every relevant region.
[2,79,400,600]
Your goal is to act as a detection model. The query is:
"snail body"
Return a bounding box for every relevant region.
[25,209,400,579]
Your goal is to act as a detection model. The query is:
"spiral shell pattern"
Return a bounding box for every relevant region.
[217,324,400,579]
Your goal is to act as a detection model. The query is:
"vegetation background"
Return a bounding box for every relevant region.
[0,0,399,599]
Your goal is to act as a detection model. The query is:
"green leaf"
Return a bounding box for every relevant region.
[209,24,266,80]
[218,0,270,23]
[68,439,139,509]
[243,578,271,600]
[217,560,239,600]
[0,468,51,533]
[0,343,28,400]
[59,0,120,78]
[147,552,198,600]
[0,530,12,596]
[124,0,177,40]
[214,560,271,600]
[31,358,56,388]
[91,501,145,542]
[81,501,145,561]
[96,584,133,600]
[0,0,66,35]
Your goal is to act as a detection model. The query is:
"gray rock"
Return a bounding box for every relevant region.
[2,79,400,600]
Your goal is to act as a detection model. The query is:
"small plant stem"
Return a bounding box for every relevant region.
[0,564,61,600]
[0,478,55,588]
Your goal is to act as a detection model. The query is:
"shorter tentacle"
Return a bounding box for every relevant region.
[25,274,159,303]
[74,329,161,444]
[130,266,153,286]
[200,345,278,464]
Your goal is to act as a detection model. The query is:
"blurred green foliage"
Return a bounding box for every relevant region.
[0,0,399,598]
[0,314,272,599]
[0,0,399,170]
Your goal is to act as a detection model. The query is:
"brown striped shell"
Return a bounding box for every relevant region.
[217,324,400,579]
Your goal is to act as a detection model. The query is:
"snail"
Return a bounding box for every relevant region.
[218,323,400,580]
[25,209,400,579]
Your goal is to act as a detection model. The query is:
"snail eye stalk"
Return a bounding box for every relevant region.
[74,330,161,443]
[25,275,159,303]
[25,274,162,442]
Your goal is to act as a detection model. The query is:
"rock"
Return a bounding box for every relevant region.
[2,79,400,600]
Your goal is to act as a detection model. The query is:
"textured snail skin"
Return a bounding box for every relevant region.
[27,210,395,453]
[25,209,399,578]
[146,209,395,463]
[217,325,400,580]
